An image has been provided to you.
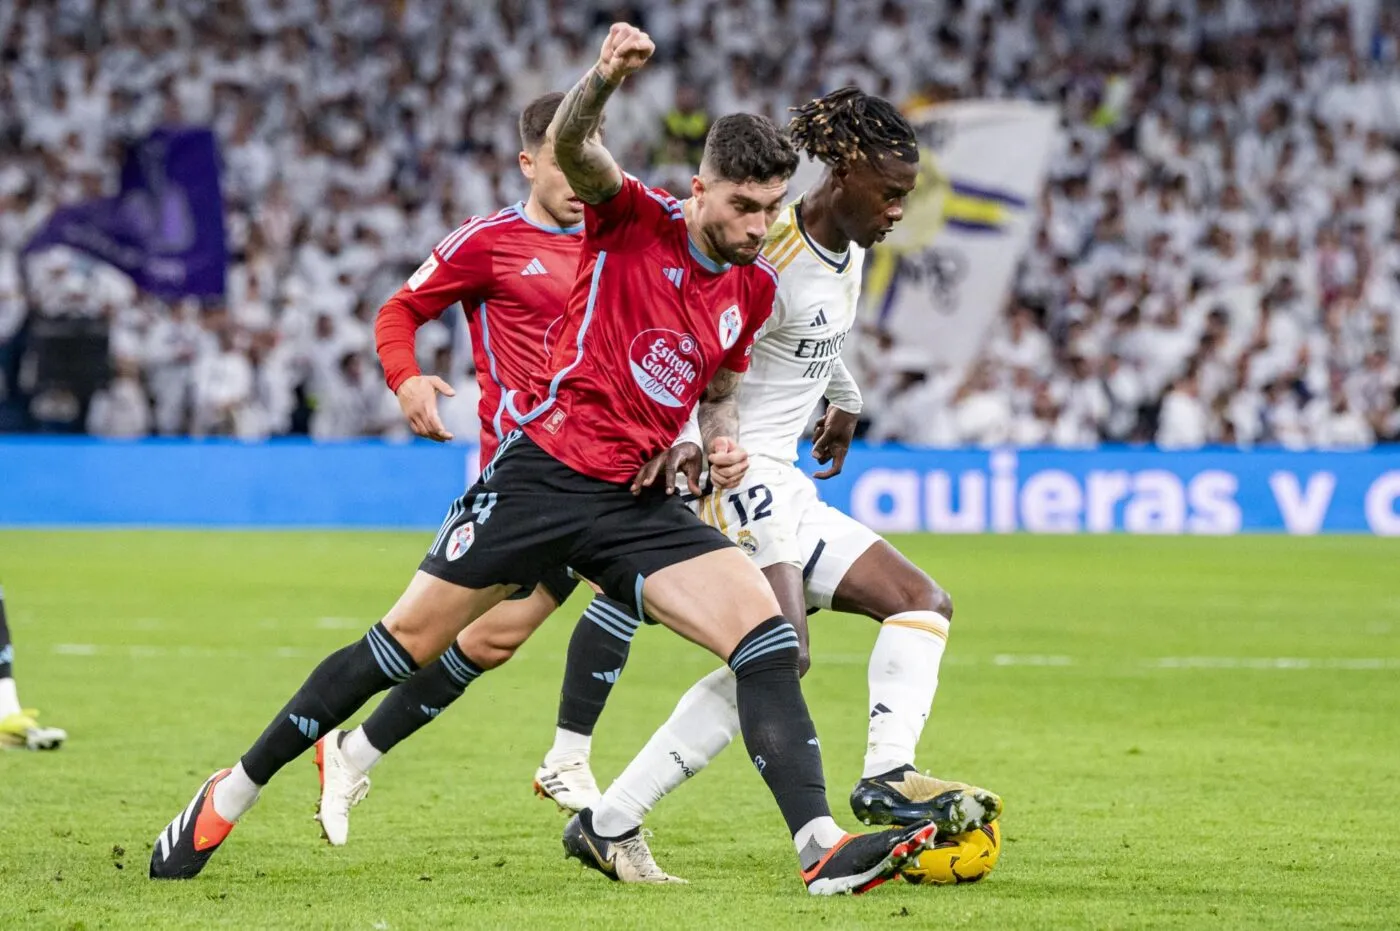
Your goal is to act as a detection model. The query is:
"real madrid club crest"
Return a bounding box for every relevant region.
[736,529,758,556]
[717,304,743,350]
[446,523,475,561]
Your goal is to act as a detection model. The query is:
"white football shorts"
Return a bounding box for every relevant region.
[690,460,881,610]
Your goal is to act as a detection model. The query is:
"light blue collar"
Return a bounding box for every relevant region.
[688,237,731,274]
[514,202,583,235]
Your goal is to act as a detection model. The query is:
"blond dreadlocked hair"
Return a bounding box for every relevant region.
[786,86,919,169]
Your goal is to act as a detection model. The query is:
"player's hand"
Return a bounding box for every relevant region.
[811,405,859,479]
[631,441,704,497]
[596,23,654,84]
[395,374,455,442]
[707,437,749,490]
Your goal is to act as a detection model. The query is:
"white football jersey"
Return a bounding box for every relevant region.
[737,200,865,466]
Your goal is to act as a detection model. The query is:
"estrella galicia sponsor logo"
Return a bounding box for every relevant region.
[628,329,704,408]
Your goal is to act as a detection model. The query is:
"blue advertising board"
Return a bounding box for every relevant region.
[1,438,1397,535]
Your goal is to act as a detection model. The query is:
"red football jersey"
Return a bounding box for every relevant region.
[510,176,778,483]
[375,205,582,462]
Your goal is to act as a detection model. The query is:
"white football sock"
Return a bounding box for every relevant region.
[211,762,262,823]
[545,726,592,765]
[794,815,847,860]
[590,666,740,838]
[342,726,383,773]
[0,678,20,719]
[863,611,950,779]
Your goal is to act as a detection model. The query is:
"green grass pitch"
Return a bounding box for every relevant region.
[1,530,1398,929]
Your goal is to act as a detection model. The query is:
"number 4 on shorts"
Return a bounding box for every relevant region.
[472,492,498,524]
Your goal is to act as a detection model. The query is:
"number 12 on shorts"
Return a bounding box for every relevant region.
[729,485,772,526]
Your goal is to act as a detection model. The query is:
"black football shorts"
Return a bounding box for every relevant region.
[418,430,732,619]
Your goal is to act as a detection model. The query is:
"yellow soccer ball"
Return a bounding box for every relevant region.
[900,821,1002,885]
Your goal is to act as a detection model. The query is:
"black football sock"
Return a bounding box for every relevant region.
[360,642,482,753]
[555,597,638,736]
[0,585,12,680]
[728,616,830,836]
[240,622,418,785]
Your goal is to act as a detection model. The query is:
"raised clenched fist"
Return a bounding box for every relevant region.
[596,23,655,84]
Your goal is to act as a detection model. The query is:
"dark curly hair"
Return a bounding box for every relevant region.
[787,86,919,169]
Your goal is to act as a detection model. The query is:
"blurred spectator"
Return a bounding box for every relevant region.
[85,359,150,438]
[0,0,1395,450]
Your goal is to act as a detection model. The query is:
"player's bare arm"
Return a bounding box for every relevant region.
[699,367,748,489]
[547,23,654,204]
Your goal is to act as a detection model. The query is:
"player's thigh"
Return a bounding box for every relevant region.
[693,467,807,617]
[761,562,809,672]
[759,563,806,633]
[795,498,888,615]
[642,547,782,660]
[827,537,951,621]
[457,584,559,670]
[381,570,513,665]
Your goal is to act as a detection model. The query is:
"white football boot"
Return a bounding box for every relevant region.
[533,752,602,812]
[314,729,371,846]
[563,810,688,884]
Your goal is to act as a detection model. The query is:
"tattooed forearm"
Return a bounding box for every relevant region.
[548,67,623,203]
[698,368,742,450]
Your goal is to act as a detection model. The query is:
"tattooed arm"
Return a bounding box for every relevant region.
[698,367,748,489]
[547,23,655,204]
[699,367,742,450]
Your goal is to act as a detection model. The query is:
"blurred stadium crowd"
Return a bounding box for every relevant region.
[1,0,1398,448]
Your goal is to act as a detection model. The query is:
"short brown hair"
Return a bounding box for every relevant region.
[700,113,799,184]
[519,92,565,151]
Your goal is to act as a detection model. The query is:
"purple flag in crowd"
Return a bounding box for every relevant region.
[24,126,227,298]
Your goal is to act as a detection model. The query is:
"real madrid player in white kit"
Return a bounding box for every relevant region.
[554,88,1002,882]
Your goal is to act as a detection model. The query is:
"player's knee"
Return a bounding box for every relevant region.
[457,625,524,671]
[380,617,440,666]
[460,634,519,671]
[889,572,952,622]
[467,643,516,670]
[797,649,812,678]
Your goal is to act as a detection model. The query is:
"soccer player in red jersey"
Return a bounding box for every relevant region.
[151,24,936,895]
[305,91,631,846]
[374,92,583,465]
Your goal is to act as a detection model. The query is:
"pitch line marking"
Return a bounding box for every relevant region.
[47,644,1400,671]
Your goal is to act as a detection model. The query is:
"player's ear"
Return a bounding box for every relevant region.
[690,174,706,202]
[519,149,535,182]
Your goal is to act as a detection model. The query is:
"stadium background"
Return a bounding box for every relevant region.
[2,3,1399,929]
[2,0,1398,533]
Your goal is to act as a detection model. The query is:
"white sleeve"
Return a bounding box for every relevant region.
[676,406,702,449]
[824,356,864,414]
